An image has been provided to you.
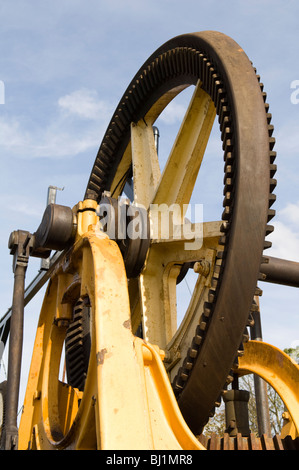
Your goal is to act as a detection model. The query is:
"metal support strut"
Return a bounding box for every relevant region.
[3,231,32,449]
[261,256,299,287]
[250,299,271,437]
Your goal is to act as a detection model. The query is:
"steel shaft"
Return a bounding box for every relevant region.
[4,264,26,449]
[261,256,299,288]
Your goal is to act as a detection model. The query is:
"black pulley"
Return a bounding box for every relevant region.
[32,203,76,254]
[98,194,150,278]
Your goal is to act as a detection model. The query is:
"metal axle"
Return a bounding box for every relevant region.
[261,256,299,288]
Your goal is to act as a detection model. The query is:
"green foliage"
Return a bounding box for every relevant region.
[283,346,299,364]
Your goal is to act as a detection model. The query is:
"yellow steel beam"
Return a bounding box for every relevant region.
[109,85,189,199]
[152,81,216,220]
[107,82,218,352]
[236,341,299,438]
[18,204,204,450]
[131,119,161,208]
[139,220,221,350]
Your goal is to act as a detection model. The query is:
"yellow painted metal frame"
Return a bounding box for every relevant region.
[16,72,299,449]
[18,202,204,450]
[236,340,299,439]
[126,82,219,364]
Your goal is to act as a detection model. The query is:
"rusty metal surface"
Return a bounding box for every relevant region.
[18,216,205,450]
[198,433,299,450]
[260,255,299,287]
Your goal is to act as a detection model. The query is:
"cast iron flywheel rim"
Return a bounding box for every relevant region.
[84,31,276,434]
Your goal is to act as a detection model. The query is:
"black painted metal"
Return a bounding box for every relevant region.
[261,255,299,287]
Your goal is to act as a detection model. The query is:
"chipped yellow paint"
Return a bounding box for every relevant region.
[18,205,205,450]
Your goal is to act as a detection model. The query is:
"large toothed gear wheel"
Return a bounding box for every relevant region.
[79,31,276,434]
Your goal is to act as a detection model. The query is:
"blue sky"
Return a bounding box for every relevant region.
[0,0,299,404]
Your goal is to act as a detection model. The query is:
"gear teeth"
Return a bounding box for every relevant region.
[203,301,213,317]
[255,286,263,296]
[226,372,234,385]
[269,137,275,150]
[247,312,255,327]
[65,298,91,391]
[193,330,203,346]
[188,345,198,359]
[270,150,276,163]
[178,367,189,382]
[250,301,259,312]
[172,376,184,394]
[220,221,229,233]
[223,192,232,207]
[183,357,194,371]
[92,49,278,432]
[218,235,227,247]
[182,58,274,434]
[208,289,216,303]
[218,104,230,124]
[268,194,276,207]
[270,178,277,192]
[267,209,276,222]
[268,124,274,136]
[222,206,232,221]
[258,272,267,281]
[270,164,277,178]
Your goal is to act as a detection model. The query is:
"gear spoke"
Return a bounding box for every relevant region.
[152,81,215,218]
[131,119,161,208]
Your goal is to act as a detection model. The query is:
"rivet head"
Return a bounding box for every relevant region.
[194,260,210,277]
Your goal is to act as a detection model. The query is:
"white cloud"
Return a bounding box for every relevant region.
[0,89,113,159]
[0,117,31,148]
[280,201,299,226]
[268,201,299,261]
[58,88,110,120]
[276,121,299,157]
[269,220,299,261]
[158,101,187,125]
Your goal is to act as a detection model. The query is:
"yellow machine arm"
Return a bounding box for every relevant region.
[236,341,299,440]
[18,203,204,450]
[18,203,299,450]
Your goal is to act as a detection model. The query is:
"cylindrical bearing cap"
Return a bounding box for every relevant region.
[34,204,75,251]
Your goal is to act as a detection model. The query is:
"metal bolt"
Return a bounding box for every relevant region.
[33,390,41,401]
[56,319,70,328]
[8,231,17,251]
[193,260,210,277]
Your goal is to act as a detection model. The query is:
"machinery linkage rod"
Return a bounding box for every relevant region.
[260,255,299,288]
[3,230,32,449]
[3,203,76,449]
